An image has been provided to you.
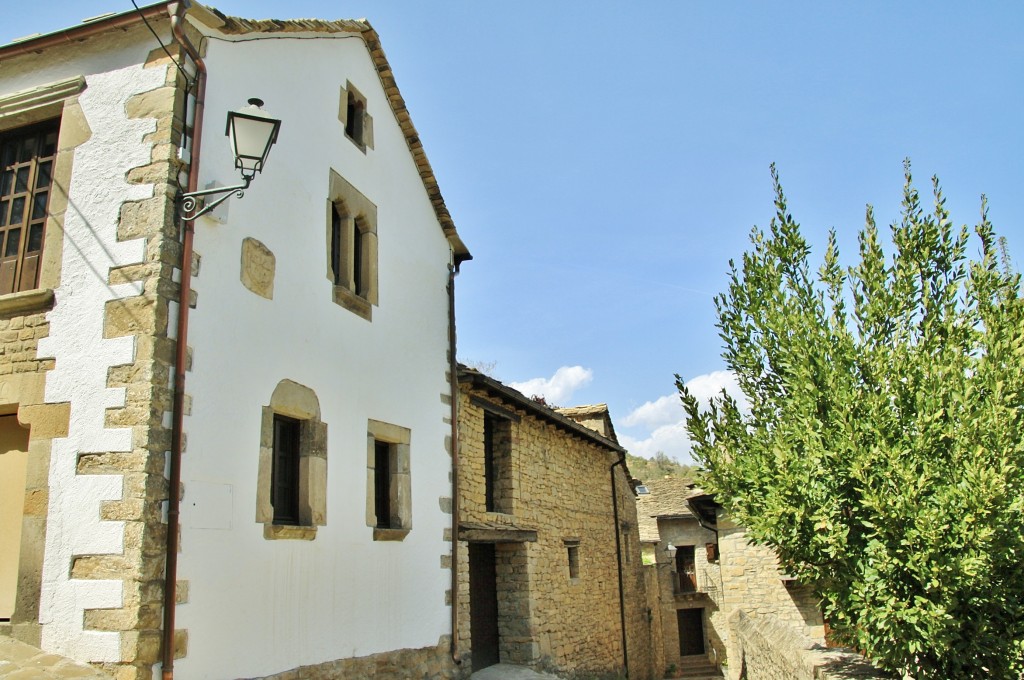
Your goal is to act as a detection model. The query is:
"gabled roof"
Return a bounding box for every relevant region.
[457,365,625,455]
[556,404,619,444]
[0,2,470,262]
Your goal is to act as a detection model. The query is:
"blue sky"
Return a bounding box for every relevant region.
[6,2,1023,462]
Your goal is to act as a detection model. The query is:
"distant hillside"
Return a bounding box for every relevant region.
[625,451,696,484]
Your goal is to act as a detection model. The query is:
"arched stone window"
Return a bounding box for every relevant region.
[256,380,327,540]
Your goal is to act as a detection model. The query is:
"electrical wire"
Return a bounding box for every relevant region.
[130,0,192,86]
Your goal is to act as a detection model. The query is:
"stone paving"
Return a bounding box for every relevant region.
[0,638,111,679]
[470,663,563,680]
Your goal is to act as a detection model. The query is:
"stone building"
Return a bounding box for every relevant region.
[455,366,657,679]
[0,3,470,679]
[636,478,825,679]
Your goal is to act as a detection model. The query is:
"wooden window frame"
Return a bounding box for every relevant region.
[0,119,59,296]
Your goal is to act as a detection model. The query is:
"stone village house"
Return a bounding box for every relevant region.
[636,478,885,680]
[0,3,474,678]
[455,367,657,680]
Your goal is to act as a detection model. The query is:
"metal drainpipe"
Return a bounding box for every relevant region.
[447,260,463,664]
[610,454,629,677]
[164,3,205,678]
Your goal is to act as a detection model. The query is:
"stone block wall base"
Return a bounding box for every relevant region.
[252,642,465,680]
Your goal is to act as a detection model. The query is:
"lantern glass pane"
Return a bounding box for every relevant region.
[229,115,276,171]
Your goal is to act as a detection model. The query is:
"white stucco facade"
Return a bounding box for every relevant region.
[174,26,458,679]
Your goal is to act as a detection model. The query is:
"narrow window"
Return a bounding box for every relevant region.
[330,206,343,285]
[566,542,580,580]
[484,413,497,512]
[0,120,58,295]
[345,90,365,145]
[352,221,364,297]
[374,439,392,528]
[483,412,512,513]
[271,415,300,525]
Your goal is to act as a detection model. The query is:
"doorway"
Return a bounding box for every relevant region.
[468,543,500,670]
[677,608,705,656]
[0,414,29,620]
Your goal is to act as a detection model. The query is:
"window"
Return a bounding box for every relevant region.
[366,420,411,540]
[0,120,58,295]
[339,81,373,151]
[483,412,512,513]
[565,540,581,580]
[326,169,377,320]
[373,439,391,528]
[676,545,697,593]
[271,415,300,525]
[256,380,328,540]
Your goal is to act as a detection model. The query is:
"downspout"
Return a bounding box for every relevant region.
[447,260,463,665]
[610,453,629,677]
[164,3,205,678]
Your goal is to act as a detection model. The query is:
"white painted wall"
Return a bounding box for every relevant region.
[0,27,169,662]
[175,27,457,679]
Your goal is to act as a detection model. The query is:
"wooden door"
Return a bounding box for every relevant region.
[677,608,706,656]
[469,543,500,670]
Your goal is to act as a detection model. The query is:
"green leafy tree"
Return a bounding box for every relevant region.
[679,163,1024,678]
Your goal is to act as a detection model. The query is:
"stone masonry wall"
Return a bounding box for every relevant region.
[730,610,890,680]
[717,513,824,678]
[457,387,653,679]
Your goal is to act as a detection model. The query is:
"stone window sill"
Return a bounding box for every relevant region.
[263,524,317,541]
[0,288,54,317]
[332,285,372,321]
[373,527,410,542]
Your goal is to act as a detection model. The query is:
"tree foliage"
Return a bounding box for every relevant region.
[679,163,1024,678]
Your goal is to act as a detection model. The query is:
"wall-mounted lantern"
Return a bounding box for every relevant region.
[180,98,282,220]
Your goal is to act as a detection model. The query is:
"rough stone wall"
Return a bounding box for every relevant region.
[457,388,653,679]
[254,639,465,680]
[642,565,664,679]
[730,611,889,680]
[717,513,824,677]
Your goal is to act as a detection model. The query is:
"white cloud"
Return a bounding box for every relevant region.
[620,370,747,464]
[509,366,593,403]
[621,394,684,429]
[510,365,593,405]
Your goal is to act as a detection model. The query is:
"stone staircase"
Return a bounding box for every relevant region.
[674,654,724,679]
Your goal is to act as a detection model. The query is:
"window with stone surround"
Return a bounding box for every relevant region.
[339,81,373,151]
[327,169,377,321]
[257,380,328,540]
[565,539,581,581]
[366,419,411,541]
[0,75,86,316]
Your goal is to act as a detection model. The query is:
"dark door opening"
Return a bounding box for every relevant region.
[469,543,500,670]
[677,607,706,656]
